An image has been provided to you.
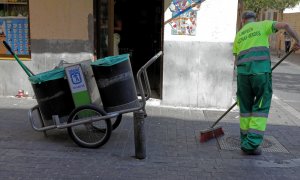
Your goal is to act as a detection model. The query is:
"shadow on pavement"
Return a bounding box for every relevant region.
[0,107,300,179]
[272,72,300,93]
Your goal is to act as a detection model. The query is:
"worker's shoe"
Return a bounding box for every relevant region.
[241,147,262,155]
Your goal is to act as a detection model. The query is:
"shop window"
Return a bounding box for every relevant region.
[0,0,30,60]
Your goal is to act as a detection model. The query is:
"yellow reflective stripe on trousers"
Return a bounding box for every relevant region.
[240,117,251,131]
[259,97,263,108]
[249,117,267,131]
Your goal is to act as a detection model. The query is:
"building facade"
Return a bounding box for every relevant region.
[0,0,94,96]
[0,0,238,109]
[261,7,300,55]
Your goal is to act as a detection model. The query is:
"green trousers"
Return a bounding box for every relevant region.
[237,73,272,152]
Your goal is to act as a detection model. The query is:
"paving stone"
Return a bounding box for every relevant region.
[0,56,300,179]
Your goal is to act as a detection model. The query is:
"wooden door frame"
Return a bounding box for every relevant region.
[159,0,164,99]
[94,0,164,99]
[107,0,114,56]
[93,0,114,59]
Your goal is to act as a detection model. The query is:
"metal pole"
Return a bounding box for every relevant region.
[133,110,146,159]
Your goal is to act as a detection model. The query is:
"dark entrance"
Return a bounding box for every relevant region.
[94,0,163,99]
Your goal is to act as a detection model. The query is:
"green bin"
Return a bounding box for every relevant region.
[91,54,139,112]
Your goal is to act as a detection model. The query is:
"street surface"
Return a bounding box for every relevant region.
[0,53,299,179]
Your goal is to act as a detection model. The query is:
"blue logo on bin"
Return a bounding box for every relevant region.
[70,68,82,85]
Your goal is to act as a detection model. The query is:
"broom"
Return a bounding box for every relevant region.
[200,49,295,143]
[2,41,34,77]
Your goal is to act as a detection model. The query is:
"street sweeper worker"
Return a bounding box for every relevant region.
[232,11,300,155]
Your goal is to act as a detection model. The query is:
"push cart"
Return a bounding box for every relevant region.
[0,37,162,153]
[28,51,162,148]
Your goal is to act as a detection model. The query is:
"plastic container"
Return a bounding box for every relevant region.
[29,68,74,125]
[91,54,139,112]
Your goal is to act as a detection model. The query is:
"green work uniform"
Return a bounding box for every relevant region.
[233,20,277,152]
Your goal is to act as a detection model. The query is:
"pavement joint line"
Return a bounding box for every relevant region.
[221,158,300,168]
[272,94,300,126]
[252,158,300,168]
[146,98,239,112]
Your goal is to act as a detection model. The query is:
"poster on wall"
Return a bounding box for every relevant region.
[0,18,29,56]
[168,0,202,36]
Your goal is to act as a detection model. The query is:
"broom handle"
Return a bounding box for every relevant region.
[210,102,237,128]
[271,49,294,71]
[210,49,295,128]
[3,41,34,77]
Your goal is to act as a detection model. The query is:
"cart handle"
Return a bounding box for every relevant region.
[102,51,163,116]
[28,105,57,132]
[136,51,163,109]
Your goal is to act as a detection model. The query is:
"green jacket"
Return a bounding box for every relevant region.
[233,20,277,75]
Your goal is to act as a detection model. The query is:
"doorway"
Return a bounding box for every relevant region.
[94,0,164,99]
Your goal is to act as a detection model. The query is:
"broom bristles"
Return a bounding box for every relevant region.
[200,126,224,143]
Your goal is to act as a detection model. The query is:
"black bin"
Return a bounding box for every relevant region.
[91,54,139,112]
[29,68,75,126]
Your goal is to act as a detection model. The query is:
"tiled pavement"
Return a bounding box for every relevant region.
[0,94,299,180]
[0,53,299,180]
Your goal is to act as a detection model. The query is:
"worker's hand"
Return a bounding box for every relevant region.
[292,42,300,51]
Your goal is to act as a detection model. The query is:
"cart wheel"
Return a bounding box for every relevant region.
[112,114,122,130]
[67,105,112,148]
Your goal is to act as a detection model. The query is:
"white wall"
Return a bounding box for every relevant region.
[163,0,238,109]
[164,0,238,42]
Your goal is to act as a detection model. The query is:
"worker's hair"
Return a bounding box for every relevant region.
[242,11,256,20]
